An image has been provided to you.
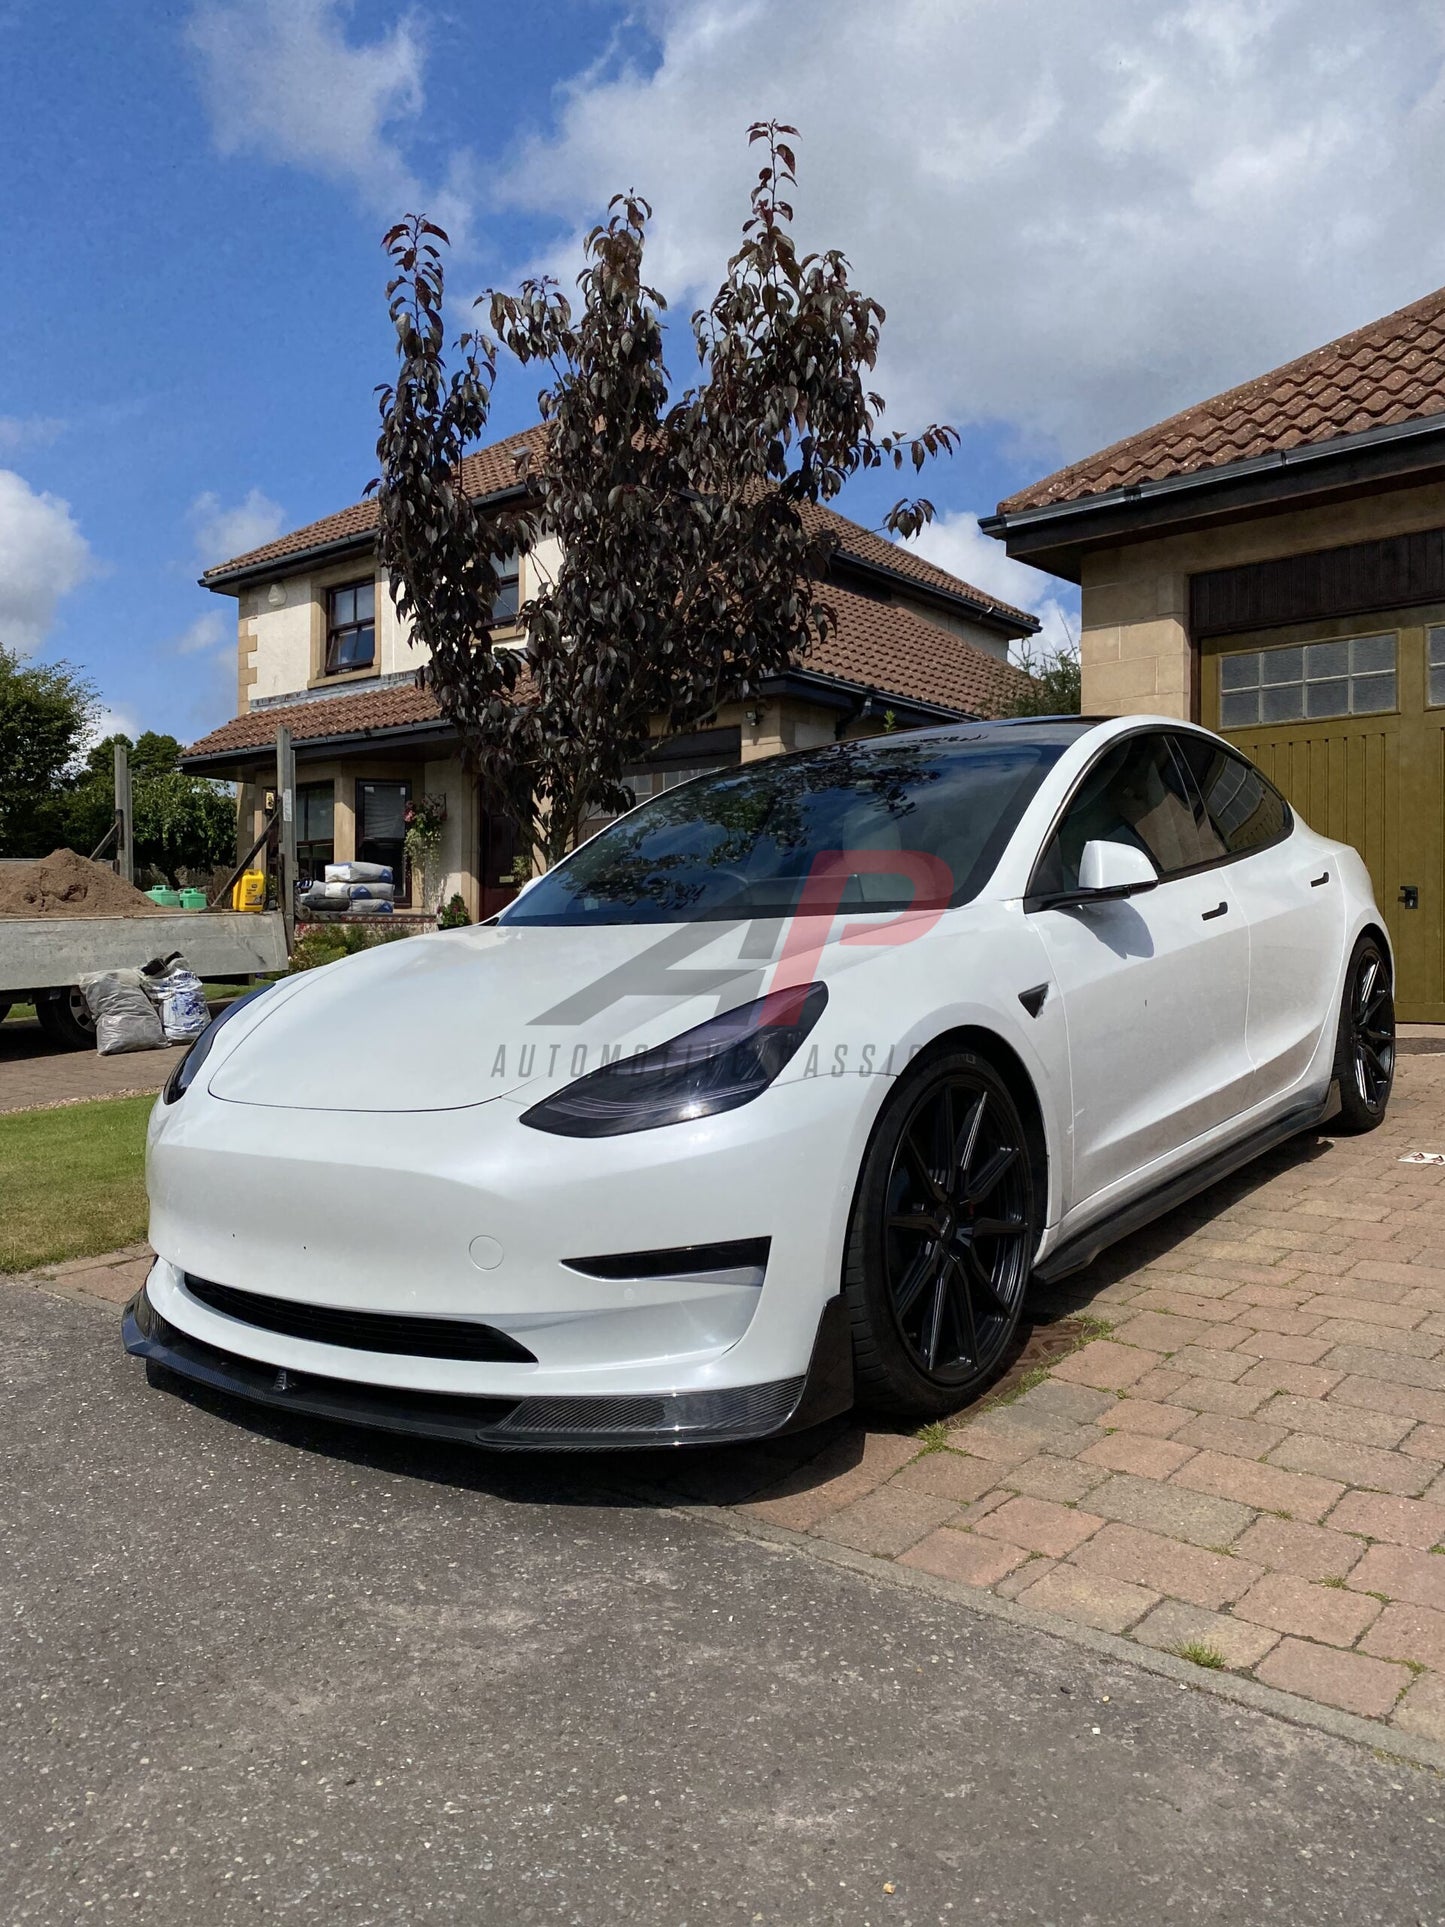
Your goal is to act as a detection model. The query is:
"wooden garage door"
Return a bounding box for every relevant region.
[1201,613,1445,1022]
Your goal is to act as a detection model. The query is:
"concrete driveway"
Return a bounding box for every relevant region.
[4,1282,1444,1926]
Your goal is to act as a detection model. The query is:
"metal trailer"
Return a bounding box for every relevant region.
[0,729,297,1048]
[0,907,290,1047]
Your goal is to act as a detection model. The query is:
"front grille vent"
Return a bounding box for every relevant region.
[182,1275,536,1364]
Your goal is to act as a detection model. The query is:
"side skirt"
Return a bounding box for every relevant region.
[1033,1085,1339,1285]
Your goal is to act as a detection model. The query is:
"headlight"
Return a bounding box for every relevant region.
[161,985,275,1105]
[519,982,829,1138]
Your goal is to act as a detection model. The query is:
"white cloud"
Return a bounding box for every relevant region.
[0,469,93,655]
[186,0,472,240]
[174,610,228,655]
[189,487,285,567]
[83,705,143,751]
[498,0,1445,465]
[898,513,1078,660]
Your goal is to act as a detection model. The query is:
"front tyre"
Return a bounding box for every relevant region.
[843,1050,1038,1420]
[1332,935,1395,1134]
[36,986,95,1051]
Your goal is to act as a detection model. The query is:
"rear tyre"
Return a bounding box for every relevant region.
[843,1049,1039,1420]
[36,986,95,1051]
[1332,935,1395,1134]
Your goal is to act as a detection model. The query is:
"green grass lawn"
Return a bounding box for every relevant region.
[0,1094,152,1273]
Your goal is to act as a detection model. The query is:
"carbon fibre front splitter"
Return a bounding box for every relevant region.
[122,1286,853,1451]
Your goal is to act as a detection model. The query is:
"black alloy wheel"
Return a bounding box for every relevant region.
[1334,935,1395,1133]
[845,1050,1038,1418]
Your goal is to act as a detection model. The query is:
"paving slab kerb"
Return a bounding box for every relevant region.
[16,1053,1445,1753]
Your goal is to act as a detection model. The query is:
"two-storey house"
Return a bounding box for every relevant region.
[182,427,1038,918]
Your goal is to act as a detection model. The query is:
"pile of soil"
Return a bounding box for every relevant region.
[0,849,164,918]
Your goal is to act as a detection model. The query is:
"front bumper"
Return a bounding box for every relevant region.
[123,1284,853,1451]
[145,1060,888,1397]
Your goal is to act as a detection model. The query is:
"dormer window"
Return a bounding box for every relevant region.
[326,580,375,674]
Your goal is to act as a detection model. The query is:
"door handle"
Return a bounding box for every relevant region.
[1400,885,1420,910]
[1201,901,1228,921]
[1310,871,1330,887]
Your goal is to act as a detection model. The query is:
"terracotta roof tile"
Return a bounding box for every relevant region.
[184,589,1031,763]
[187,682,446,759]
[807,580,1033,716]
[202,427,1034,630]
[1000,283,1445,513]
[800,501,1035,628]
[200,428,550,578]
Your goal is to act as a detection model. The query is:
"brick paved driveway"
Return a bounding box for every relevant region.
[17,1053,1445,1752]
[645,1052,1445,1749]
[0,1018,190,1113]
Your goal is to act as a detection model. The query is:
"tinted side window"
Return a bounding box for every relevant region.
[1033,732,1223,895]
[1170,734,1289,856]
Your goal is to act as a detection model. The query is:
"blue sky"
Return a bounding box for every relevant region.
[5,0,1445,745]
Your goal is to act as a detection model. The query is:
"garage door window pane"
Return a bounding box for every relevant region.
[1218,634,1395,727]
[1350,671,1395,714]
[1260,646,1303,684]
[1305,639,1348,680]
[1305,678,1349,719]
[1427,626,1445,707]
[1259,650,1299,685]
[1351,633,1392,674]
[1262,681,1305,723]
[1220,687,1261,727]
[1344,634,1396,712]
[1220,654,1258,692]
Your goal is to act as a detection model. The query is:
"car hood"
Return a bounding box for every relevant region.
[206,915,904,1113]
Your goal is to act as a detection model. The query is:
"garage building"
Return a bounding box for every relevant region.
[984,287,1445,1020]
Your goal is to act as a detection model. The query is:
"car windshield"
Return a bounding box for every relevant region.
[500,726,1077,925]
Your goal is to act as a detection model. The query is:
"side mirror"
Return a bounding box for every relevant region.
[1076,839,1158,898]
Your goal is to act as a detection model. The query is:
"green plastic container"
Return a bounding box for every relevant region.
[146,887,181,908]
[178,889,207,910]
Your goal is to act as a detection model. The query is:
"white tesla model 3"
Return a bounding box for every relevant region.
[126,715,1395,1449]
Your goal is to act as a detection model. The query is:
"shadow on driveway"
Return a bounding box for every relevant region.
[133,1127,1343,1518]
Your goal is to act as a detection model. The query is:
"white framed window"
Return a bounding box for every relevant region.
[491,551,521,623]
[1219,634,1396,729]
[325,579,376,674]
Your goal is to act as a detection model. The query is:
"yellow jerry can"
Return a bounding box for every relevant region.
[231,870,266,912]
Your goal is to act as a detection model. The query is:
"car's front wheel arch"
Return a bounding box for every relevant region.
[902,1026,1050,1222]
[840,1029,1048,1419]
[1358,919,1391,964]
